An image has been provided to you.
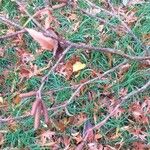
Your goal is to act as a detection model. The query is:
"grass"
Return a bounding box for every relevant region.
[0,0,150,149]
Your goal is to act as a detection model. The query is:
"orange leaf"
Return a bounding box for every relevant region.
[26,28,58,51]
[13,95,21,105]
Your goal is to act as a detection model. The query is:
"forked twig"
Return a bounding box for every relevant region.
[84,0,148,54]
[83,79,150,141]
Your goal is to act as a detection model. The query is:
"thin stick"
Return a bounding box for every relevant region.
[36,45,72,99]
[52,3,66,9]
[0,16,150,62]
[84,0,148,54]
[64,61,127,107]
[0,61,127,123]
[0,29,26,40]
[83,79,150,141]
[79,8,116,28]
[0,15,23,29]
[64,41,150,61]
[1,62,149,123]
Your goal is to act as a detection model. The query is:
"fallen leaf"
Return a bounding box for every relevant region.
[119,88,128,97]
[69,13,78,21]
[73,61,86,72]
[75,141,85,150]
[129,101,149,124]
[0,133,4,146]
[72,133,83,144]
[40,130,55,145]
[0,97,4,104]
[132,141,147,150]
[118,63,131,77]
[13,95,21,105]
[40,9,53,29]
[128,127,147,141]
[26,28,58,51]
[16,48,35,64]
[83,119,94,142]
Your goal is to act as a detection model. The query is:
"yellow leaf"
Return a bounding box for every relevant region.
[73,61,86,72]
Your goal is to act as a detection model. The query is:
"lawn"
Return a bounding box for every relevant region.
[0,0,150,149]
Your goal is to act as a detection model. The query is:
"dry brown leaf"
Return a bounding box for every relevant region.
[128,128,148,141]
[132,141,147,150]
[72,21,80,32]
[118,63,131,77]
[13,95,21,105]
[129,102,149,124]
[124,11,138,26]
[72,133,83,144]
[8,120,19,132]
[56,56,80,80]
[119,88,128,97]
[87,8,101,15]
[98,24,104,32]
[26,28,58,51]
[40,130,55,145]
[16,48,35,64]
[40,9,53,29]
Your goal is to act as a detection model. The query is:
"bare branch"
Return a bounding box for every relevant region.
[52,3,66,9]
[83,79,150,141]
[1,62,149,124]
[79,8,116,28]
[0,29,26,40]
[84,0,148,54]
[0,61,127,123]
[0,16,149,62]
[36,45,72,99]
[0,15,23,29]
[64,41,150,61]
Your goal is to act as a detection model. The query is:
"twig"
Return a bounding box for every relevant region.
[15,1,46,32]
[84,0,148,54]
[79,8,116,28]
[0,15,23,29]
[64,61,127,108]
[64,41,150,61]
[0,29,26,40]
[83,79,150,141]
[107,0,115,13]
[1,62,149,123]
[52,3,66,9]
[0,15,150,62]
[0,61,127,123]
[36,45,72,99]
